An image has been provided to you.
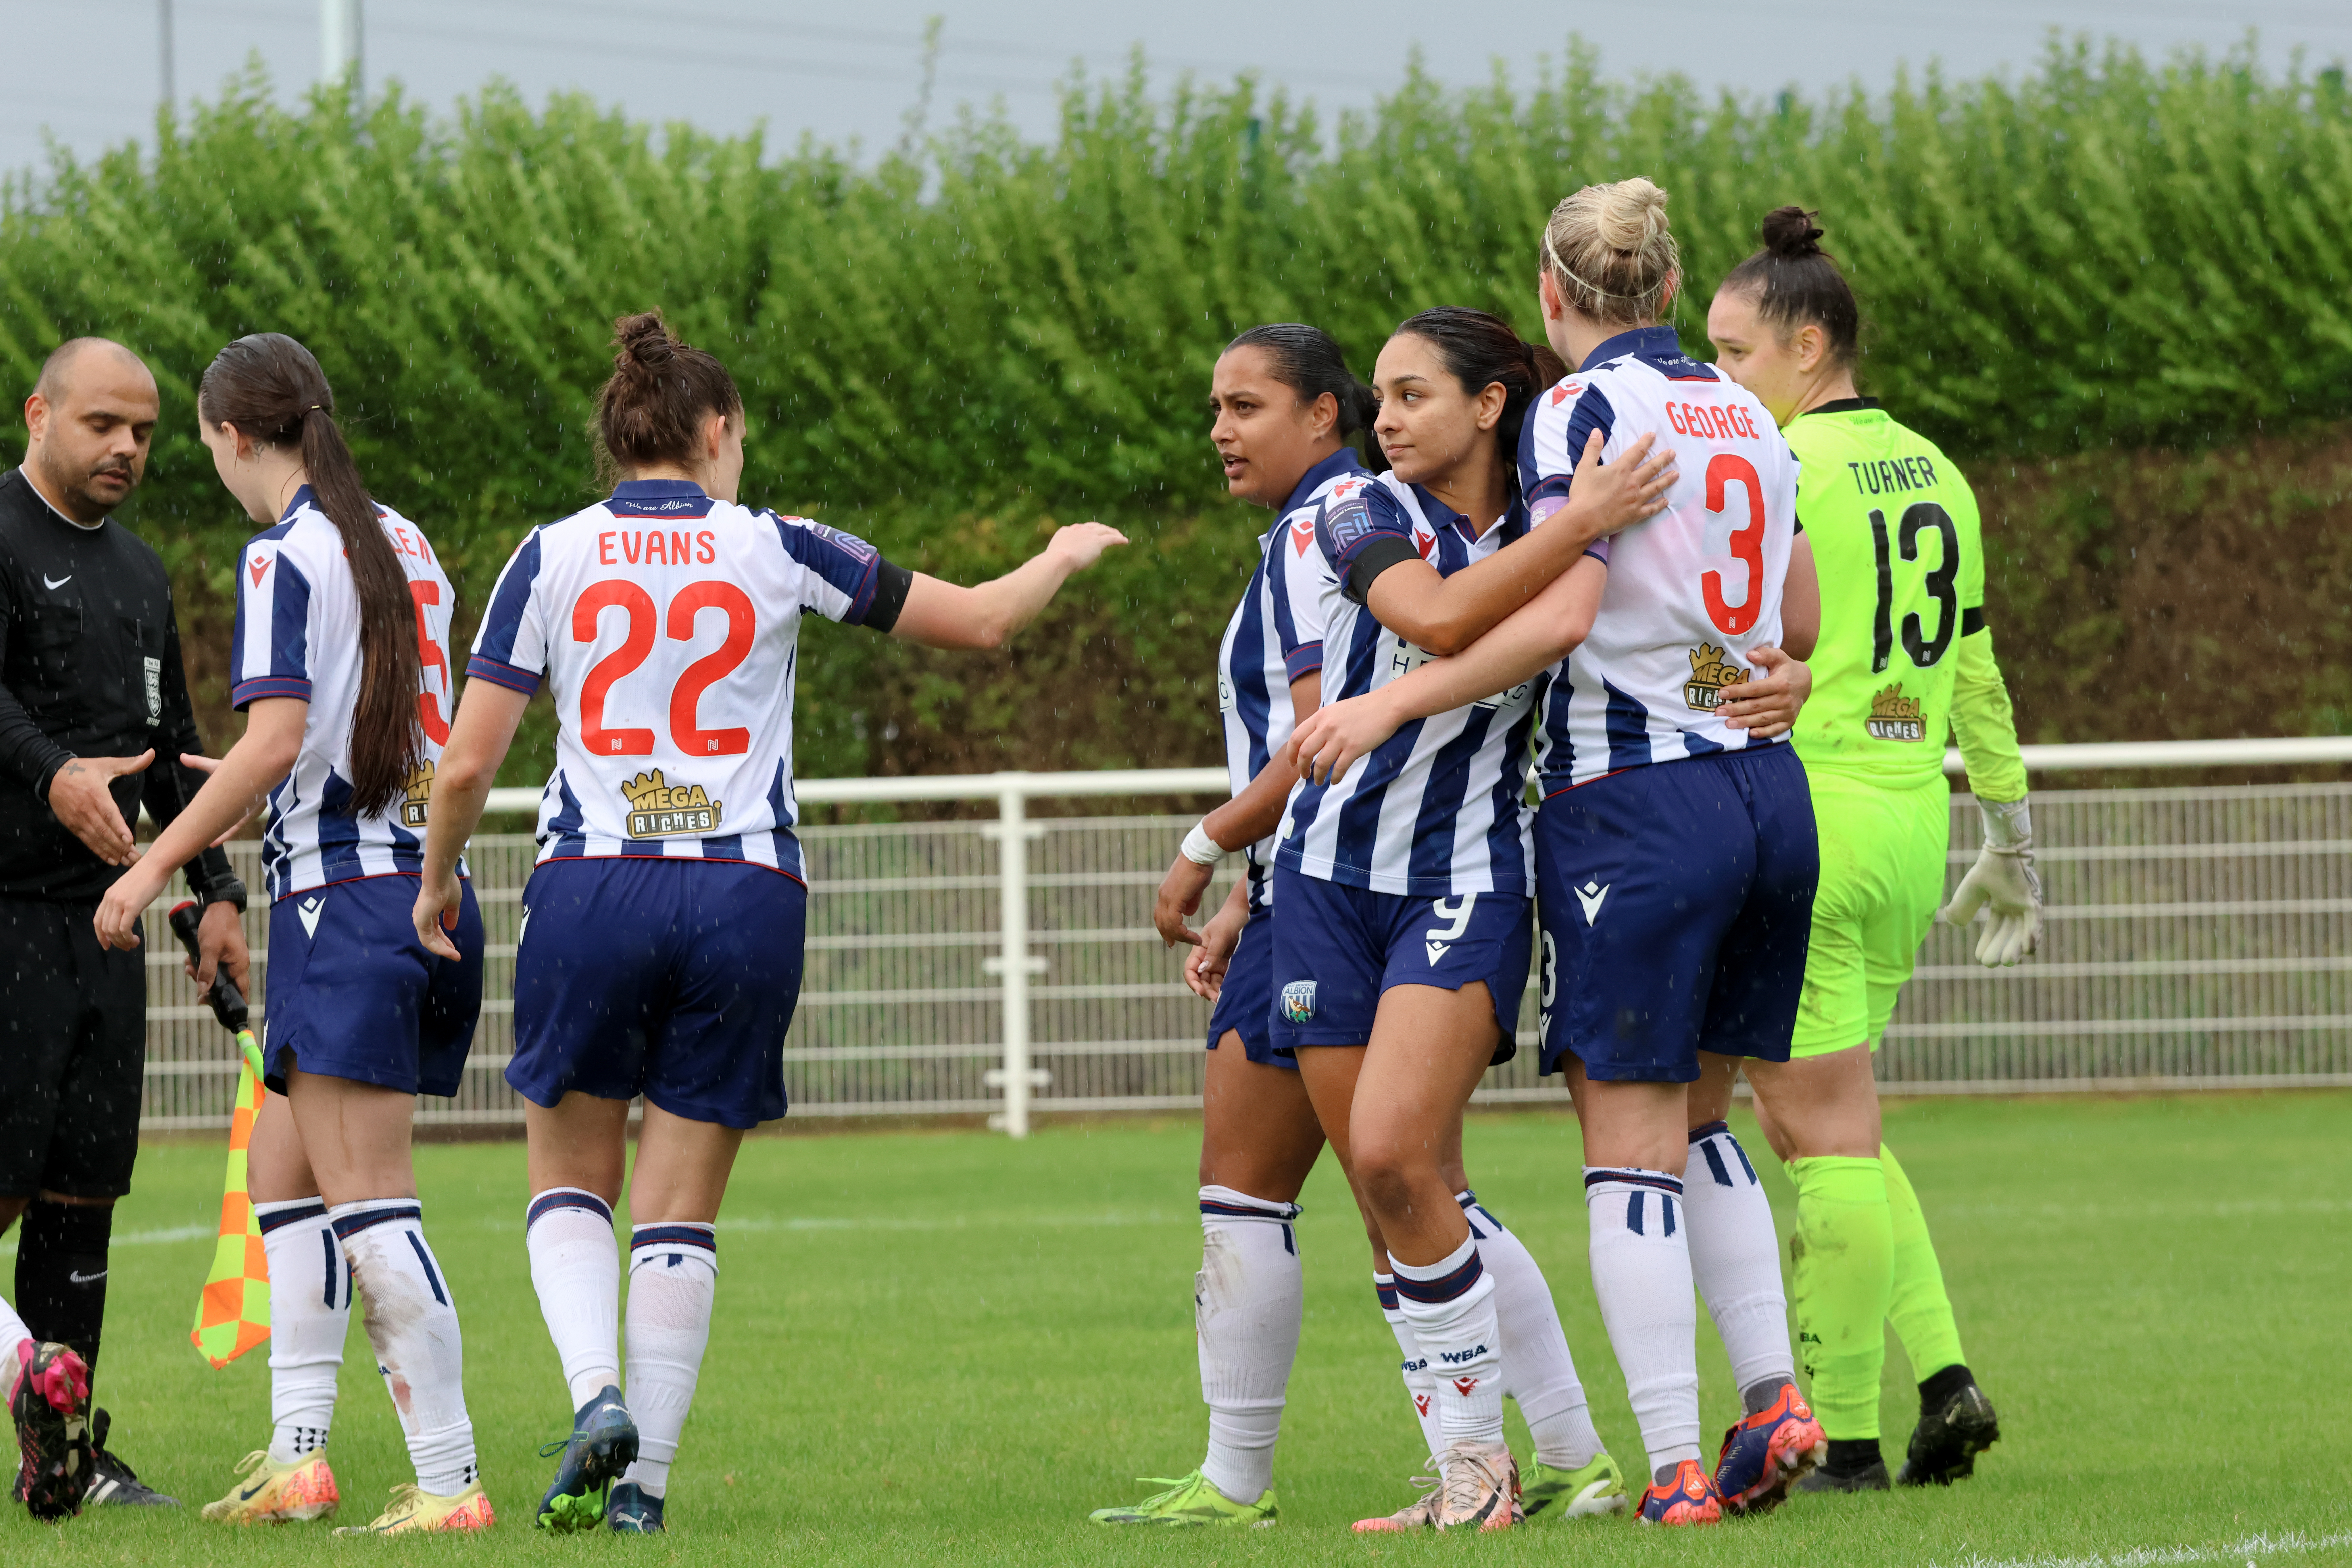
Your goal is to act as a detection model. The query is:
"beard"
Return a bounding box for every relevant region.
[34,447,139,523]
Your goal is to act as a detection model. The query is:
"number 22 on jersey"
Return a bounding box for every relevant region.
[574,579,759,756]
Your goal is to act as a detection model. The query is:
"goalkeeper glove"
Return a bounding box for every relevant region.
[1939,796,2043,967]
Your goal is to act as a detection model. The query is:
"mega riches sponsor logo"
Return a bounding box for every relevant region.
[402,760,435,827]
[621,769,723,838]
[1280,980,1317,1023]
[1684,642,1751,712]
[1866,682,1926,741]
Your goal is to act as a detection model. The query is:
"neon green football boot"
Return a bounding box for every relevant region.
[1520,1451,1629,1519]
[1089,1470,1276,1527]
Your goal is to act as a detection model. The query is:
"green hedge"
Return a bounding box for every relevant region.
[3,41,2348,782]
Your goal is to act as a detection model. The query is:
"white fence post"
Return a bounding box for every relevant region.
[982,778,1048,1136]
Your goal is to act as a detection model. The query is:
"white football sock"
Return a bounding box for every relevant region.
[1391,1235,1504,1449]
[1377,1274,1445,1460]
[1684,1122,1796,1408]
[1584,1168,1702,1479]
[526,1188,621,1410]
[619,1223,717,1500]
[329,1201,477,1496]
[1193,1187,1301,1505]
[1459,1191,1603,1470]
[257,1198,346,1462]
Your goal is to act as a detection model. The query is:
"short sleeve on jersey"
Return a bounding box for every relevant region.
[229,531,315,710]
[769,514,884,625]
[1520,376,1619,508]
[466,530,548,695]
[1319,486,1420,607]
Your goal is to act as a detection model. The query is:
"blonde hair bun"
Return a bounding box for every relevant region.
[1542,177,1680,329]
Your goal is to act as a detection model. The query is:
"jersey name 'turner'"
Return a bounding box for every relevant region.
[467,479,889,880]
[231,488,459,902]
[1274,471,1538,900]
[1217,447,1357,907]
[1781,401,1985,786]
[1519,325,1801,792]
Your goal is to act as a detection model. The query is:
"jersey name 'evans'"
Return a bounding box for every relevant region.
[466,479,886,881]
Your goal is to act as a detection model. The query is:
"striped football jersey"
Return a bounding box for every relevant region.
[230,488,458,902]
[1273,471,1539,899]
[1519,325,1802,792]
[467,479,890,879]
[1217,448,1360,905]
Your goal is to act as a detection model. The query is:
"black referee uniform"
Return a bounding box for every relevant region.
[0,463,245,1256]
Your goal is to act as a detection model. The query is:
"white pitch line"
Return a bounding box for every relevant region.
[1936,1529,2352,1568]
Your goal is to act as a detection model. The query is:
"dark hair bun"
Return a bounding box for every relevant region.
[613,311,677,369]
[1760,205,1826,260]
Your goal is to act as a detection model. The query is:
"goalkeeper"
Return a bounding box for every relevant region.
[1704,206,2040,1493]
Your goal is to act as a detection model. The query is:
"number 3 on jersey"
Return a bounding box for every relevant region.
[574,579,758,756]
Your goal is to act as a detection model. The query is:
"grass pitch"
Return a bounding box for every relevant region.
[3,1094,2347,1566]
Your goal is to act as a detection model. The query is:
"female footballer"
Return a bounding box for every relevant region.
[1705,205,2028,1492]
[1290,181,1838,1525]
[1100,326,1665,1528]
[94,334,490,1535]
[1260,305,1680,1531]
[411,312,1123,1535]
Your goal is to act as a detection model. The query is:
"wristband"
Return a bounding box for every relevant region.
[1978,796,2033,852]
[1180,822,1228,867]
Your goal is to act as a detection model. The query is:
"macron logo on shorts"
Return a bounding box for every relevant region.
[297,896,324,939]
[1576,880,1609,925]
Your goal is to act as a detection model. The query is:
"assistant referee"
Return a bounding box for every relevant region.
[2,338,250,1514]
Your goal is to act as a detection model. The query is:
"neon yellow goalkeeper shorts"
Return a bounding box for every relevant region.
[1790,769,1950,1056]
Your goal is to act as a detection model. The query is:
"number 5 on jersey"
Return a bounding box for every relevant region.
[574,579,758,756]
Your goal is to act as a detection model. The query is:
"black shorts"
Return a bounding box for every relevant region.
[0,897,146,1198]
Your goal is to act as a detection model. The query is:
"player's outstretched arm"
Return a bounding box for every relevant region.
[1363,429,1671,656]
[413,680,532,961]
[1295,557,1607,785]
[91,699,305,965]
[889,522,1129,651]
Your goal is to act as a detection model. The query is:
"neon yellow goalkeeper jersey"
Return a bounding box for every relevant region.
[1785,400,2027,800]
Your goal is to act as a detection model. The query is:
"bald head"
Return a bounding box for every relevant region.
[24,338,159,524]
[33,337,153,406]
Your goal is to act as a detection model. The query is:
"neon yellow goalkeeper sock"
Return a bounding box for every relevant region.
[1787,1155,1892,1442]
[1882,1143,1967,1381]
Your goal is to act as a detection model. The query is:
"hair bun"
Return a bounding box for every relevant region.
[1760,205,1826,260]
[612,310,677,370]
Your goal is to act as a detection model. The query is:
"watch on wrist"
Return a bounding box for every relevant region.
[204,878,250,916]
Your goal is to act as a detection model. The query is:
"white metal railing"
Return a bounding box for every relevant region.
[138,738,2352,1134]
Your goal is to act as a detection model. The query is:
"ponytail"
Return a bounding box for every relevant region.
[200,334,422,817]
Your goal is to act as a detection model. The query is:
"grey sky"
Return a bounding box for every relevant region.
[4,0,2348,180]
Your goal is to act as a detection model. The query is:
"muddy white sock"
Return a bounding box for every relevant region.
[1194,1188,1300,1504]
[330,1201,477,1495]
[1460,1191,1602,1469]
[257,1198,346,1462]
[526,1188,621,1409]
[1392,1236,1504,1449]
[1584,1169,1702,1476]
[619,1224,717,1501]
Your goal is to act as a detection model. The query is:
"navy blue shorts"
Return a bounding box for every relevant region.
[1266,864,1528,1063]
[1205,907,1292,1069]
[508,858,806,1129]
[263,875,484,1098]
[1536,744,1818,1084]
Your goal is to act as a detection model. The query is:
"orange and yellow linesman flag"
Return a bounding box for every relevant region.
[190,1031,271,1368]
